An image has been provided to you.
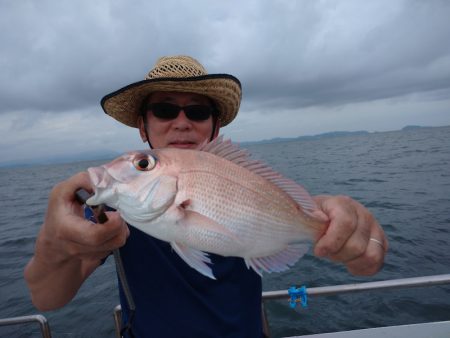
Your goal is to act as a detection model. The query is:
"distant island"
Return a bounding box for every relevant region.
[241,125,434,146]
[401,125,427,131]
[241,130,370,146]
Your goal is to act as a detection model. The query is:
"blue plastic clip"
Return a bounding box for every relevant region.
[288,285,308,309]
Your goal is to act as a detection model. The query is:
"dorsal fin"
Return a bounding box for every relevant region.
[199,136,250,163]
[199,136,321,216]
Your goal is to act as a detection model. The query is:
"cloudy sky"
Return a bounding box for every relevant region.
[1,0,450,165]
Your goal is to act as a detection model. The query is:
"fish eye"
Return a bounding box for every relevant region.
[133,154,156,171]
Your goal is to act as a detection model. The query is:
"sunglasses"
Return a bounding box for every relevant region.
[147,102,215,121]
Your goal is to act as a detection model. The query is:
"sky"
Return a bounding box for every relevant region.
[1,0,450,165]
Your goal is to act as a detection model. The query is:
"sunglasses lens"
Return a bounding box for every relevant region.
[149,103,213,121]
[184,106,213,121]
[150,103,180,119]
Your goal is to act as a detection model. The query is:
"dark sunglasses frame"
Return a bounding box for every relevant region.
[146,102,215,121]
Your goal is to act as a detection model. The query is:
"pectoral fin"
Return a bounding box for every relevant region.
[245,244,310,276]
[171,242,215,279]
[178,209,243,254]
[170,209,243,279]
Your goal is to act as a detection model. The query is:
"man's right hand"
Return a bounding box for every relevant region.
[24,172,129,311]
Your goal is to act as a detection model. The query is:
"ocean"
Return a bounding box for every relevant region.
[1,126,449,337]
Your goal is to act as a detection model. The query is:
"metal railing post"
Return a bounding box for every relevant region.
[113,305,122,338]
[0,314,52,338]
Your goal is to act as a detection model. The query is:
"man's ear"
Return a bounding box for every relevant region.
[212,120,221,139]
[137,116,147,142]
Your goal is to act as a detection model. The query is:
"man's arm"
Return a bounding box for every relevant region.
[24,172,129,311]
[313,195,388,276]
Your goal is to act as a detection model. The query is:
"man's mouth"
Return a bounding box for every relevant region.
[168,141,197,149]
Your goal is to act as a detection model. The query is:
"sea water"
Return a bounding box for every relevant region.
[1,126,449,337]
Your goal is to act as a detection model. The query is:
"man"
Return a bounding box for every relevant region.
[24,56,388,337]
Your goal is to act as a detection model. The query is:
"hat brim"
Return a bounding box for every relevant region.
[101,74,242,128]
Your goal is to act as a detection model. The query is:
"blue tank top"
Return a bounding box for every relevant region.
[118,226,263,338]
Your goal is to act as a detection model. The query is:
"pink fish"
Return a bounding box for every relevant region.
[87,137,328,279]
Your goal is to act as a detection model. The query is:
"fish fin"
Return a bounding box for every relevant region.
[200,137,327,220]
[264,176,328,221]
[179,209,243,252]
[171,209,242,280]
[171,242,216,280]
[245,244,310,276]
[200,136,251,164]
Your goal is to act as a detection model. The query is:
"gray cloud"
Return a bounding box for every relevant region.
[1,0,450,164]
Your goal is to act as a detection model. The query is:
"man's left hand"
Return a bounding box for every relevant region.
[313,195,388,276]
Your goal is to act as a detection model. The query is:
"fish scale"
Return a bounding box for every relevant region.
[181,170,307,239]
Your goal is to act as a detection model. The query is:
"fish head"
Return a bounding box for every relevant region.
[86,150,178,224]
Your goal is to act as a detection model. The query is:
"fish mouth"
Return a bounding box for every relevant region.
[86,166,115,206]
[87,166,109,188]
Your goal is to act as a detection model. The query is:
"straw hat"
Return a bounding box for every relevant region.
[101,56,242,128]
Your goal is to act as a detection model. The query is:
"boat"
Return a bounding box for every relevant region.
[1,274,449,337]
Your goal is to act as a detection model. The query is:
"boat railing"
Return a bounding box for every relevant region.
[260,274,450,337]
[262,273,450,300]
[111,273,450,337]
[1,274,449,338]
[0,314,52,338]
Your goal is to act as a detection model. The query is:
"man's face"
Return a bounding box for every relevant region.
[138,91,218,149]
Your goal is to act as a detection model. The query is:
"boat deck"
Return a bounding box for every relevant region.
[289,320,450,338]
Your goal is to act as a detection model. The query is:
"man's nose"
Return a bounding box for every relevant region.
[172,110,192,129]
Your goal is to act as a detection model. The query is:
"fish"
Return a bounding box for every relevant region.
[86,136,329,279]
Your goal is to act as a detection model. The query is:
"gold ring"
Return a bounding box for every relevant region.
[369,238,385,250]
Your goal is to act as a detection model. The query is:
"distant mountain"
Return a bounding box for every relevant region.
[241,130,370,145]
[401,125,428,131]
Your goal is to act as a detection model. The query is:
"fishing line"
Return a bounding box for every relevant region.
[75,189,136,338]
